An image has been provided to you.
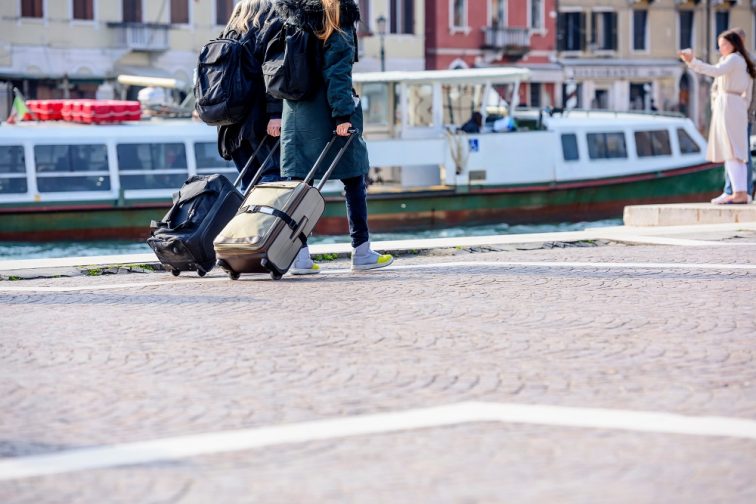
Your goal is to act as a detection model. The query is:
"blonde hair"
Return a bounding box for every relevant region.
[225,0,270,35]
[316,0,343,41]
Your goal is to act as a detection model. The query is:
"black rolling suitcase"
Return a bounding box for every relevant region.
[147,138,280,277]
[214,130,357,280]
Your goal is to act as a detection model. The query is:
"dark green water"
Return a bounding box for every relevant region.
[0,219,622,261]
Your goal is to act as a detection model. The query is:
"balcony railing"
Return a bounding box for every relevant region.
[108,22,169,52]
[482,27,530,55]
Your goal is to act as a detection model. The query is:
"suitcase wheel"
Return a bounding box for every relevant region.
[197,270,207,278]
[171,269,181,277]
[217,259,240,280]
[270,272,283,281]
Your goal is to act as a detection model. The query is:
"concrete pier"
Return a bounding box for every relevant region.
[1,222,756,502]
[624,202,756,227]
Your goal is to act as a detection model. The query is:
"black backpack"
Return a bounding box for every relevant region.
[194,30,258,126]
[262,22,322,101]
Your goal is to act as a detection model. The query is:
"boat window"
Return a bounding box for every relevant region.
[0,145,27,194]
[117,143,188,190]
[360,83,390,126]
[635,130,672,157]
[194,142,236,182]
[34,144,111,192]
[587,132,627,160]
[561,134,579,161]
[677,128,701,154]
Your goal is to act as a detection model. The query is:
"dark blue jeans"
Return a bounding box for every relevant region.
[724,123,754,195]
[342,175,370,249]
[230,137,282,189]
[286,175,370,249]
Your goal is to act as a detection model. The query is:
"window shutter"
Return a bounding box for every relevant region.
[579,13,587,51]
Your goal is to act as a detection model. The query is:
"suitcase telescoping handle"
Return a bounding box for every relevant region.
[304,129,359,191]
[232,136,282,192]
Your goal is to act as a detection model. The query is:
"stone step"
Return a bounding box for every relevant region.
[624,203,756,227]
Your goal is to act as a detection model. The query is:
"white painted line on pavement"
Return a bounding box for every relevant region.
[1,401,755,481]
[1,260,753,292]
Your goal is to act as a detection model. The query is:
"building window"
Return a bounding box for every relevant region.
[562,81,582,109]
[632,9,647,51]
[557,12,586,51]
[587,132,627,160]
[358,0,370,34]
[123,0,142,23]
[21,0,44,18]
[635,130,672,158]
[715,11,729,49]
[390,0,414,34]
[171,0,189,24]
[630,82,651,111]
[73,0,94,20]
[216,0,234,26]
[678,10,694,50]
[530,0,543,30]
[561,134,579,162]
[529,83,542,109]
[452,0,467,29]
[591,11,617,51]
[491,0,507,27]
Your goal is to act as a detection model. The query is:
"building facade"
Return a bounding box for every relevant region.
[556,0,755,129]
[424,0,559,108]
[1,0,251,100]
[0,0,425,101]
[354,0,426,72]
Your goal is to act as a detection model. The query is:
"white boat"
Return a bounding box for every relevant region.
[0,67,721,240]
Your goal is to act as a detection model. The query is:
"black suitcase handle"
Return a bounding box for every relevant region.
[233,135,282,192]
[304,129,359,191]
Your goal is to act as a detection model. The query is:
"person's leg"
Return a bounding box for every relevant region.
[723,159,749,203]
[258,136,283,183]
[343,175,394,270]
[342,175,369,248]
[289,175,319,275]
[230,140,255,189]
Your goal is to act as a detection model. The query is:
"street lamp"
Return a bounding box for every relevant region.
[376,15,387,72]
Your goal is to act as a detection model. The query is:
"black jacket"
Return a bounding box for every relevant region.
[217,6,284,160]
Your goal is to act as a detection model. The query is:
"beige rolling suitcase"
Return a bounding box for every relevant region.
[214,131,357,280]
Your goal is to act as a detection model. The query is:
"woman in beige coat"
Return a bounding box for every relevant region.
[679,30,755,204]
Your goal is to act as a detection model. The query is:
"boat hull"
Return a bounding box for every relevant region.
[0,163,722,241]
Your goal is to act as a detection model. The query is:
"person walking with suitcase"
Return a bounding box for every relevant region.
[217,0,283,188]
[273,0,393,273]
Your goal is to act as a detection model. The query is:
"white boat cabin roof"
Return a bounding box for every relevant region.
[354,67,530,85]
[0,120,214,142]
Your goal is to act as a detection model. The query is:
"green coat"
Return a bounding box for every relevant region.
[280,26,370,181]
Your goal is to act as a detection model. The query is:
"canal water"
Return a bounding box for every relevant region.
[0,219,621,261]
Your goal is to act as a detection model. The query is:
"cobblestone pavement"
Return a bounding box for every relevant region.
[1,242,755,503]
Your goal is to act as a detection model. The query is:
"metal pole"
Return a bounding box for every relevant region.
[705,0,710,63]
[380,34,386,72]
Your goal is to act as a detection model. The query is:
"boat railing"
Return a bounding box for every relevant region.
[544,108,686,119]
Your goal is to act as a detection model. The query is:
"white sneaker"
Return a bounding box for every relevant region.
[290,246,320,275]
[351,241,394,271]
[711,193,730,204]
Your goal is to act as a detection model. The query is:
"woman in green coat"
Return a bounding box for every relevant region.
[274,0,393,274]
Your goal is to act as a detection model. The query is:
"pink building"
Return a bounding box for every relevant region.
[425,0,561,108]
